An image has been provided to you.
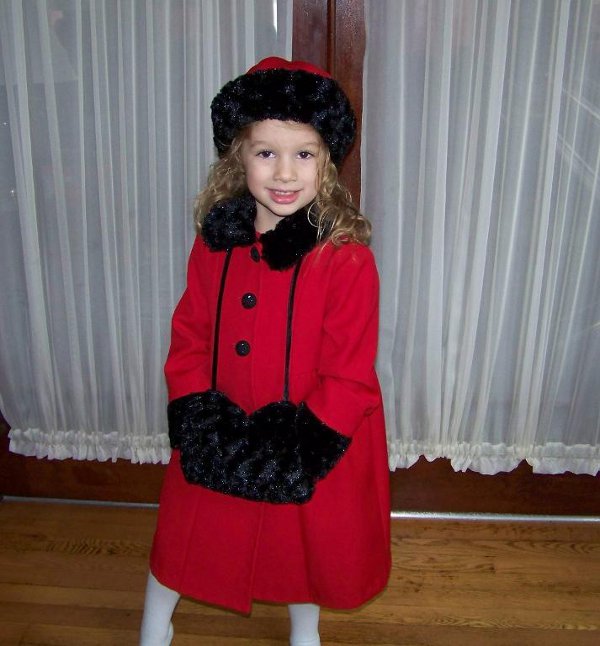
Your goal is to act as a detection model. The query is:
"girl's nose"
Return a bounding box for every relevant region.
[274,156,296,182]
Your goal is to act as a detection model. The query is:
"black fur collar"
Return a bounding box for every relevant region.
[201,193,319,271]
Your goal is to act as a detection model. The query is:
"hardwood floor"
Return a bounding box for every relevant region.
[0,500,598,645]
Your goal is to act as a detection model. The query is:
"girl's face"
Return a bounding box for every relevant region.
[240,119,322,233]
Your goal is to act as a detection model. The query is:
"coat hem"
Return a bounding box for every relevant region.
[150,562,391,614]
[149,564,254,615]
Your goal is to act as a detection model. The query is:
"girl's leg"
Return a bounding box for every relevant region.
[288,603,321,646]
[139,571,180,646]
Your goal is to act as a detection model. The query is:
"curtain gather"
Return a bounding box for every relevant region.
[363,0,600,475]
[0,0,292,463]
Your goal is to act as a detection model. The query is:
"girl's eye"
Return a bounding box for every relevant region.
[257,150,274,159]
[298,151,315,160]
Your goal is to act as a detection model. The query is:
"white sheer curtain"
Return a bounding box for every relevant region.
[363,0,600,475]
[0,0,292,463]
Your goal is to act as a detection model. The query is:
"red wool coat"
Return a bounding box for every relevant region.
[150,203,391,613]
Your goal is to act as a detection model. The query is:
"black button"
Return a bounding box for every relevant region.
[241,292,257,309]
[235,340,251,356]
[250,247,260,262]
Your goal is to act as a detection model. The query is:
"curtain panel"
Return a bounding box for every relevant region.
[363,0,600,475]
[0,0,292,463]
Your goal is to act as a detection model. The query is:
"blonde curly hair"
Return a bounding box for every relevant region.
[193,124,371,246]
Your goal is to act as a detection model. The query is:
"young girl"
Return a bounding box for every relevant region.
[140,57,391,646]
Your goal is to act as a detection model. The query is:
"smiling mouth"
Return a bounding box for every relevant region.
[268,189,300,203]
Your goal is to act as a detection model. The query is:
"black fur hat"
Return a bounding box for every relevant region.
[211,57,356,165]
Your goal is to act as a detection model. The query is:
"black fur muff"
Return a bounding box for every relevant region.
[167,392,351,504]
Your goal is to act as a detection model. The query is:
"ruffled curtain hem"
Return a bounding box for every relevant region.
[9,429,600,475]
[8,427,172,464]
[388,441,600,476]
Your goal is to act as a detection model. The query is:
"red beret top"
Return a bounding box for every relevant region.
[246,56,333,79]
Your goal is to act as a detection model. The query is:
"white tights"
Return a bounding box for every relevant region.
[288,602,321,646]
[139,572,178,645]
[139,572,321,645]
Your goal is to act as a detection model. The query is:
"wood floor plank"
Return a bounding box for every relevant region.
[392,519,600,542]
[0,500,598,645]
[0,552,148,591]
[0,583,140,610]
[18,624,141,646]
[318,626,600,646]
[0,622,28,645]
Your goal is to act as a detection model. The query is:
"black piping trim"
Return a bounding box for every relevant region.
[211,249,233,389]
[210,249,302,400]
[283,258,303,402]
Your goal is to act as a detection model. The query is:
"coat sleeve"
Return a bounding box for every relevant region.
[299,243,382,442]
[164,237,213,401]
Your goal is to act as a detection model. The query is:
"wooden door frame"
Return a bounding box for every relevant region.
[293,0,365,204]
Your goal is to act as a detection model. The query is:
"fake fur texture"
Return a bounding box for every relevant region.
[211,68,356,165]
[168,390,351,504]
[201,194,319,270]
